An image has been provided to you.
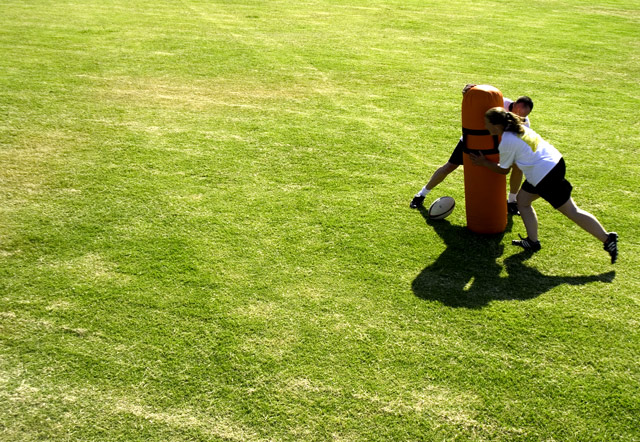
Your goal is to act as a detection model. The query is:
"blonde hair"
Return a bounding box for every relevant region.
[485,107,526,135]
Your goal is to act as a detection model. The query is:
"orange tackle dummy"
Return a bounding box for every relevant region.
[461,85,507,234]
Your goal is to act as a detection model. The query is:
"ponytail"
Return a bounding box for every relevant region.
[503,112,525,134]
[485,107,526,134]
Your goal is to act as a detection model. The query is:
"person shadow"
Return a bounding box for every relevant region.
[411,206,615,309]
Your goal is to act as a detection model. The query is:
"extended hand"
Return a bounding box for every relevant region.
[462,84,477,95]
[470,152,488,166]
[470,152,510,175]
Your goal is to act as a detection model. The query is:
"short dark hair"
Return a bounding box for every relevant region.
[515,96,534,111]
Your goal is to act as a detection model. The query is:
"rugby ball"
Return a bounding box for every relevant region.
[428,196,455,220]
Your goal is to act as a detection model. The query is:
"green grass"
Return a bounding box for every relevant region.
[1,0,639,440]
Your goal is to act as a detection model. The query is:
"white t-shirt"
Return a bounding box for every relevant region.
[498,127,562,186]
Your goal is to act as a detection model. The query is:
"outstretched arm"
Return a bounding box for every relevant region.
[470,152,510,175]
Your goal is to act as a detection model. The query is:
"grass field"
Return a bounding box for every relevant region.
[1,0,639,440]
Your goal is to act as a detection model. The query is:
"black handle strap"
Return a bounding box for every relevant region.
[461,127,500,155]
[462,128,491,136]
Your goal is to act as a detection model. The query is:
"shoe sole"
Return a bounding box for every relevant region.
[512,241,541,252]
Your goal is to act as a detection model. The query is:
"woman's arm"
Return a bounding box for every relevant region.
[470,152,511,175]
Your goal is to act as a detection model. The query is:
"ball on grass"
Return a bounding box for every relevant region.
[428,196,455,220]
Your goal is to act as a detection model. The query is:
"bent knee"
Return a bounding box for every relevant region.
[557,198,578,216]
[516,198,532,209]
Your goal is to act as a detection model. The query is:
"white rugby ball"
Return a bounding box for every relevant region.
[428,196,455,220]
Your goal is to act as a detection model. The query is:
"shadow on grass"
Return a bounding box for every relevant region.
[411,206,615,309]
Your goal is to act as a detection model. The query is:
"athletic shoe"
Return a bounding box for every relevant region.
[507,201,520,216]
[512,234,541,252]
[410,195,425,209]
[603,232,618,264]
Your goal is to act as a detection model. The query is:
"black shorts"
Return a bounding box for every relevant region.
[520,158,573,209]
[448,139,464,165]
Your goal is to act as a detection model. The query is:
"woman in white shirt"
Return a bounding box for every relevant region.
[471,107,618,264]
